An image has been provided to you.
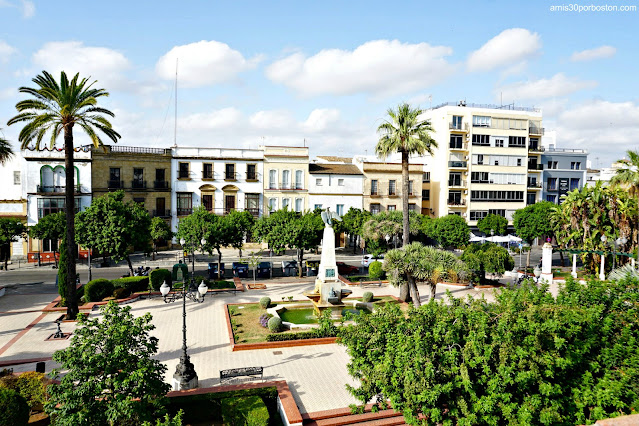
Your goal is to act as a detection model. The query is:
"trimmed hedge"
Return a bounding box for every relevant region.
[362,292,374,303]
[368,261,384,280]
[111,276,149,293]
[265,330,337,341]
[267,317,282,333]
[0,388,29,426]
[221,395,269,426]
[113,287,131,299]
[150,269,172,291]
[192,275,234,290]
[84,279,114,302]
[259,297,271,309]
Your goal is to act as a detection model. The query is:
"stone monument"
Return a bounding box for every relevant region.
[540,238,554,283]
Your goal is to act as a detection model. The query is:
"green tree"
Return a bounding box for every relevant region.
[477,213,508,236]
[0,218,26,271]
[461,243,514,284]
[513,201,555,268]
[224,210,255,257]
[175,206,212,277]
[610,149,639,247]
[8,71,121,320]
[0,129,13,165]
[75,191,151,276]
[341,207,371,253]
[29,212,66,268]
[430,214,469,249]
[150,217,173,260]
[46,301,170,425]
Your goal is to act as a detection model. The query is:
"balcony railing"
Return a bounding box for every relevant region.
[224,171,238,181]
[177,208,193,216]
[131,180,147,190]
[449,122,469,131]
[527,163,544,170]
[154,181,170,190]
[267,184,305,190]
[449,142,468,150]
[152,209,171,218]
[448,180,467,187]
[448,161,467,168]
[37,184,81,193]
[108,180,124,189]
[529,126,545,135]
[202,172,214,179]
[527,182,542,188]
[528,146,545,152]
[203,207,261,217]
[246,172,258,181]
[447,199,466,206]
[178,171,190,179]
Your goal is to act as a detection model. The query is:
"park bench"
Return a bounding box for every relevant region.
[220,366,263,384]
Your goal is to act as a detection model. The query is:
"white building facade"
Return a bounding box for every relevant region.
[308,161,364,216]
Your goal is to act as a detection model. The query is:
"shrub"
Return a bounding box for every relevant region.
[265,329,337,341]
[111,276,149,293]
[150,269,172,291]
[15,372,47,412]
[362,292,373,303]
[267,317,282,333]
[368,261,384,280]
[84,279,115,302]
[220,395,269,426]
[258,313,272,328]
[142,410,183,426]
[113,287,131,299]
[259,297,271,309]
[0,388,29,426]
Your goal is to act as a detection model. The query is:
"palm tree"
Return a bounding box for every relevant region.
[7,71,120,319]
[611,150,639,248]
[0,129,14,165]
[375,103,437,302]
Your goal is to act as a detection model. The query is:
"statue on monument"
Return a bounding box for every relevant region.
[321,207,342,227]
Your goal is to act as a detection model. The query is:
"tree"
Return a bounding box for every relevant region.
[461,243,514,284]
[375,103,437,250]
[57,234,69,306]
[150,217,173,260]
[513,201,555,268]
[224,210,255,257]
[175,207,212,277]
[383,242,470,307]
[477,213,508,236]
[610,149,639,247]
[341,208,371,253]
[362,210,422,249]
[0,129,13,165]
[339,277,639,425]
[46,301,170,425]
[29,212,66,268]
[0,218,26,271]
[75,191,151,276]
[429,214,470,249]
[8,71,121,320]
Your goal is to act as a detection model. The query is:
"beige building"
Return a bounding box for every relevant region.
[262,146,309,213]
[421,102,543,228]
[0,151,27,263]
[352,157,423,214]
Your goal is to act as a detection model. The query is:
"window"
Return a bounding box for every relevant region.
[408,204,417,212]
[336,204,344,216]
[472,115,491,127]
[155,197,166,217]
[133,197,145,205]
[177,192,193,215]
[422,172,430,182]
[470,211,488,221]
[448,191,462,205]
[109,168,121,188]
[295,198,303,213]
[570,162,582,170]
[37,197,80,219]
[547,161,558,170]
[13,171,20,185]
[133,168,144,189]
[371,180,378,195]
[517,158,522,166]
[488,209,506,217]
[450,134,463,149]
[546,194,557,203]
[268,198,278,211]
[527,193,536,205]
[529,137,540,150]
[225,164,235,180]
[269,170,277,189]
[387,205,396,211]
[449,173,462,186]
[42,238,59,252]
[470,191,524,202]
[282,198,290,209]
[282,170,290,189]
[245,193,259,215]
[247,164,257,180]
[476,154,484,165]
[547,178,557,190]
[422,189,430,200]
[178,163,189,179]
[452,115,463,129]
[314,204,323,210]
[338,178,344,186]
[508,136,526,147]
[494,138,504,147]
[202,194,213,211]
[295,170,303,189]
[315,178,322,186]
[471,172,489,183]
[409,180,414,195]
[389,180,397,195]
[155,169,167,189]
[203,163,213,179]
[472,134,490,145]
[570,178,580,191]
[370,204,381,215]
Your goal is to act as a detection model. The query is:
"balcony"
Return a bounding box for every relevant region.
[528,145,545,153]
[449,142,468,151]
[448,179,467,188]
[202,172,214,180]
[108,180,124,189]
[267,184,305,191]
[153,181,170,190]
[36,184,81,193]
[527,163,544,171]
[448,161,467,169]
[224,172,238,181]
[205,207,261,217]
[178,171,190,180]
[449,122,469,132]
[447,199,466,207]
[152,209,171,218]
[177,208,193,216]
[131,180,147,190]
[246,172,258,181]
[529,126,545,135]
[527,181,542,189]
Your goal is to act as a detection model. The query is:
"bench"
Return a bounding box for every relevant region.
[220,366,264,384]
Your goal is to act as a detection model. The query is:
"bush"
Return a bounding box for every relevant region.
[111,276,149,293]
[258,313,272,328]
[362,292,374,303]
[14,372,47,412]
[0,388,29,426]
[259,297,271,309]
[84,279,115,302]
[265,330,336,341]
[220,395,269,426]
[150,269,172,291]
[368,261,384,280]
[267,316,282,333]
[113,287,131,299]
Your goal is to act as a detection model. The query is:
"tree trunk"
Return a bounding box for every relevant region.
[298,249,304,278]
[408,275,421,307]
[399,282,410,303]
[526,248,531,271]
[401,150,410,246]
[64,127,78,320]
[216,248,222,280]
[559,250,565,267]
[126,256,134,276]
[54,249,58,268]
[429,282,437,302]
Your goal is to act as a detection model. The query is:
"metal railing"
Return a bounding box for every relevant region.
[527,182,542,188]
[527,164,544,170]
[131,180,147,189]
[177,208,193,216]
[108,180,124,189]
[447,199,466,206]
[449,142,468,150]
[449,122,469,131]
[448,161,467,168]
[529,126,545,135]
[178,171,190,179]
[152,209,171,218]
[107,145,172,155]
[448,179,467,187]
[246,172,258,181]
[528,146,545,152]
[37,184,81,193]
[154,181,169,190]
[432,102,541,112]
[224,172,238,180]
[202,171,214,179]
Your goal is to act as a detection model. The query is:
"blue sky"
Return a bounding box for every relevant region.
[0,0,637,166]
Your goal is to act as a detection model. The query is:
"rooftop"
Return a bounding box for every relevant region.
[309,163,362,175]
[431,101,541,113]
[544,147,589,154]
[315,156,353,163]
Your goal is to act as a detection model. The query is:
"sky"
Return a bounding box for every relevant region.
[0,0,638,167]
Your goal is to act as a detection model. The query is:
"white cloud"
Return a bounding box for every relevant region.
[155,40,262,88]
[20,0,33,18]
[467,28,541,72]
[302,108,341,132]
[497,73,597,101]
[570,45,616,62]
[266,39,454,97]
[179,107,243,130]
[0,40,16,63]
[249,110,294,130]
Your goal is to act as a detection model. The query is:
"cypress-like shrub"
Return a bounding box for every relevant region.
[150,269,172,291]
[362,291,374,303]
[368,261,384,280]
[0,388,29,426]
[267,317,282,333]
[259,297,271,309]
[84,279,114,302]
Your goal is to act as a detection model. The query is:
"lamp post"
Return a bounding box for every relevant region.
[613,236,627,270]
[533,265,541,283]
[600,235,607,280]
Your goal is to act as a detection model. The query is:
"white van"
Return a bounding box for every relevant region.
[361,254,384,267]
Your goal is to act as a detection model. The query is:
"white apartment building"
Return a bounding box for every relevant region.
[422,102,544,229]
[262,146,309,213]
[171,147,264,234]
[309,157,363,216]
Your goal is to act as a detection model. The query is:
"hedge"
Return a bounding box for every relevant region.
[84,279,115,302]
[150,269,172,291]
[0,388,29,426]
[193,275,234,290]
[221,395,269,426]
[265,329,337,342]
[111,276,149,293]
[368,261,384,280]
[0,372,47,412]
[113,287,131,299]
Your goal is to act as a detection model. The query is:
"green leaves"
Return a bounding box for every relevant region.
[513,201,555,244]
[428,214,470,249]
[477,214,508,236]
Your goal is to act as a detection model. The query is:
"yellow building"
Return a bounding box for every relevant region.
[262,146,309,213]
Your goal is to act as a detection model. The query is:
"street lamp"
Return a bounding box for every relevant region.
[613,236,627,270]
[180,238,186,264]
[600,235,607,280]
[533,265,541,283]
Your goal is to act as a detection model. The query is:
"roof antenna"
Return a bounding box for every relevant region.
[173,58,178,148]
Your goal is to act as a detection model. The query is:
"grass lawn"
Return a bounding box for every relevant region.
[228,296,398,344]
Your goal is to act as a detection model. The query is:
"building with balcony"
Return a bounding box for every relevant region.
[421,102,544,228]
[0,150,27,262]
[309,157,363,215]
[262,145,309,213]
[541,148,588,204]
[92,145,173,224]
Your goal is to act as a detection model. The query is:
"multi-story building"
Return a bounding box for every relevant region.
[23,147,93,262]
[309,157,364,215]
[353,157,423,214]
[541,148,588,204]
[171,147,264,233]
[0,151,27,262]
[262,146,309,213]
[92,145,173,224]
[422,102,544,229]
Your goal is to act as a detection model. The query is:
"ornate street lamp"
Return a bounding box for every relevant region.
[533,265,541,283]
[600,235,608,280]
[613,236,627,270]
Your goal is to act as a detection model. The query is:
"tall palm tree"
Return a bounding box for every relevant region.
[611,149,639,248]
[7,71,120,319]
[376,103,437,302]
[0,129,14,164]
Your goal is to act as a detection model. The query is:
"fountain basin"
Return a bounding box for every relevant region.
[267,301,372,330]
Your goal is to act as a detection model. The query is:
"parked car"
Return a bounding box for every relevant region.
[281,260,298,277]
[232,262,249,278]
[361,254,384,267]
[336,261,359,276]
